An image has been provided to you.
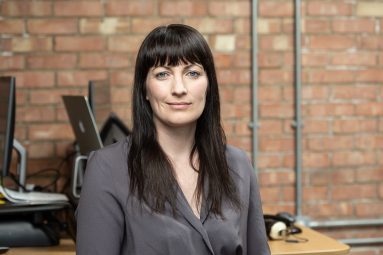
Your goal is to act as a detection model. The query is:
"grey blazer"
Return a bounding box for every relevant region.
[76,138,270,255]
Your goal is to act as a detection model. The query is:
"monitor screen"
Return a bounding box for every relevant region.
[88,80,112,130]
[0,77,16,177]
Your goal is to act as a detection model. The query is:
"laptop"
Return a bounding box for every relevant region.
[62,95,103,155]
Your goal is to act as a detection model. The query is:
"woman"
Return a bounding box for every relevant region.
[76,24,270,255]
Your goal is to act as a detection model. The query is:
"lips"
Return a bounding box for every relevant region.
[167,102,191,106]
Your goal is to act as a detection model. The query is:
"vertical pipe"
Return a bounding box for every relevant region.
[251,0,258,174]
[294,0,303,217]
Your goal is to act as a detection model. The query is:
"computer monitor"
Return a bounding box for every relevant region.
[88,80,112,130]
[0,77,15,178]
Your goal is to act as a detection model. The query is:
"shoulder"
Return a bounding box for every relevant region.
[85,137,130,183]
[225,144,253,180]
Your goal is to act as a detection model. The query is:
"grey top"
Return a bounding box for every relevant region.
[76,138,270,255]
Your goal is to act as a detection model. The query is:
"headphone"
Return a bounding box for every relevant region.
[264,212,302,240]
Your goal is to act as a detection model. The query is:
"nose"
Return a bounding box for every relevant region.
[171,74,187,96]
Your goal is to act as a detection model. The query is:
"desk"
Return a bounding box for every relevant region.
[8,239,75,255]
[7,226,350,255]
[269,225,350,255]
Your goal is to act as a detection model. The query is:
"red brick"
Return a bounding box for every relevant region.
[0,56,25,70]
[233,86,251,103]
[258,86,282,102]
[111,87,131,104]
[259,137,294,152]
[80,18,131,34]
[30,89,84,105]
[55,36,106,51]
[309,171,331,186]
[302,120,330,134]
[131,18,181,34]
[258,52,283,67]
[184,18,234,34]
[9,37,52,52]
[355,69,383,82]
[259,1,293,17]
[259,35,293,50]
[356,202,383,217]
[7,71,55,88]
[333,119,378,133]
[57,70,108,87]
[27,54,77,69]
[302,86,329,100]
[0,19,24,34]
[304,19,331,33]
[332,103,355,116]
[54,1,103,16]
[216,70,250,85]
[108,35,145,52]
[234,122,252,136]
[257,154,283,168]
[331,52,377,66]
[303,152,330,168]
[18,106,55,122]
[209,2,250,17]
[333,184,377,200]
[258,171,295,185]
[227,136,251,152]
[359,35,383,49]
[307,136,353,151]
[379,184,383,199]
[28,124,74,141]
[28,19,77,34]
[308,35,356,49]
[331,170,355,184]
[110,71,134,87]
[160,1,207,16]
[332,19,376,33]
[234,18,251,34]
[236,35,251,50]
[1,1,52,16]
[213,53,235,68]
[305,202,353,218]
[260,187,281,202]
[106,1,154,16]
[356,168,383,182]
[332,85,379,100]
[257,18,282,34]
[303,186,329,201]
[307,1,353,16]
[332,151,376,166]
[308,70,355,83]
[259,103,294,118]
[259,70,293,85]
[356,103,383,116]
[28,142,55,159]
[79,53,131,68]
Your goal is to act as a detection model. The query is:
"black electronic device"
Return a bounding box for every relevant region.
[88,80,130,146]
[264,212,302,240]
[0,76,15,178]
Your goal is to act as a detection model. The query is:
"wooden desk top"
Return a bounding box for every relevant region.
[8,239,75,255]
[269,225,350,255]
[7,226,350,255]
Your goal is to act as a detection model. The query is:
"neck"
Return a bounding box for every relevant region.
[155,122,196,160]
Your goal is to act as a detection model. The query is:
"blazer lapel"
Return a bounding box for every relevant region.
[176,190,214,254]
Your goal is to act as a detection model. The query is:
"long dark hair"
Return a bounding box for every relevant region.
[128,24,239,215]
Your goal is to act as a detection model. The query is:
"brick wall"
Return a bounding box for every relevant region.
[0,0,382,253]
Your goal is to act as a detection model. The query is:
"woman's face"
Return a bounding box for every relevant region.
[145,62,208,130]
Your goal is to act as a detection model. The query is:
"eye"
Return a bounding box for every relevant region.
[155,72,169,80]
[187,71,201,78]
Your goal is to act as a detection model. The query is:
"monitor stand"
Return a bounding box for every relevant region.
[0,213,60,247]
[0,139,66,247]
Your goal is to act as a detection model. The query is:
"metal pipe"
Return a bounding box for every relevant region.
[250,0,259,174]
[339,238,383,246]
[308,219,383,228]
[293,0,303,217]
